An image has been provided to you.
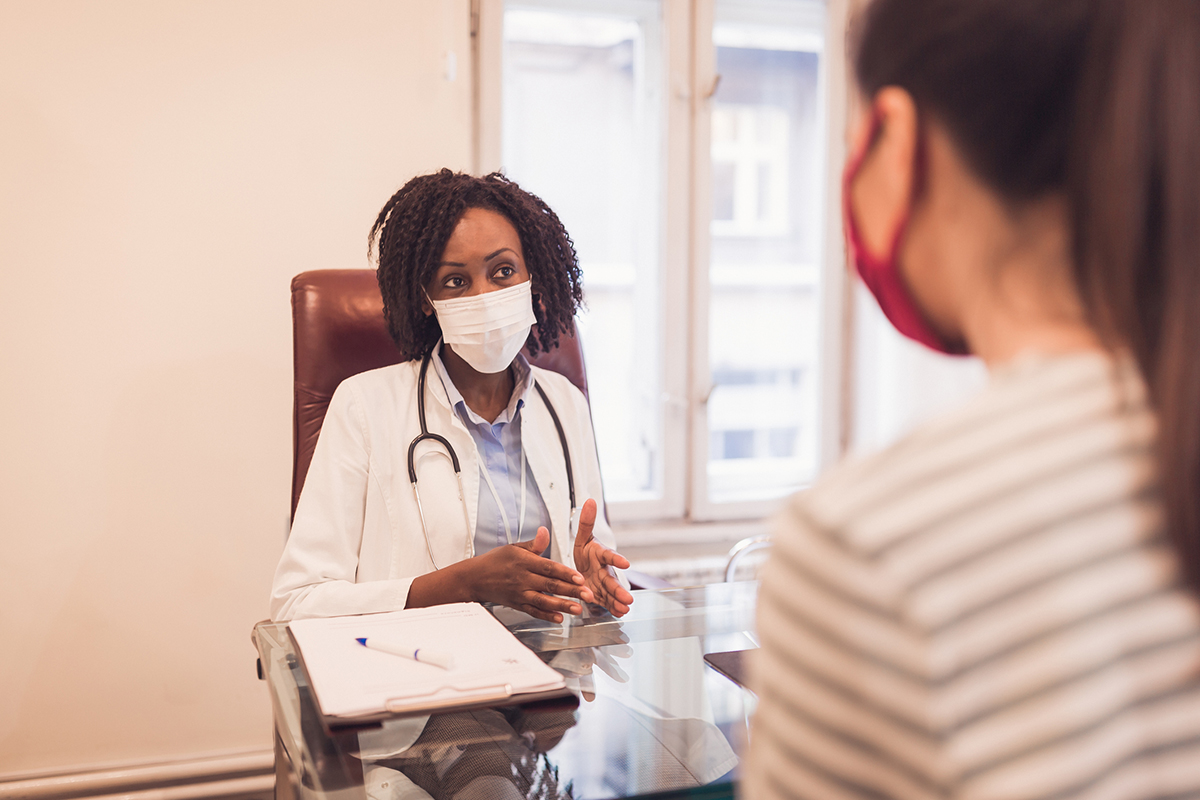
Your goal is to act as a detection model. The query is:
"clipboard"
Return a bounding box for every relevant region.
[286,604,573,731]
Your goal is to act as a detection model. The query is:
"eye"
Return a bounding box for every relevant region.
[443,275,466,289]
[495,265,516,279]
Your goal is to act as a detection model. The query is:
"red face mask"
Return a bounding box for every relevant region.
[842,111,968,356]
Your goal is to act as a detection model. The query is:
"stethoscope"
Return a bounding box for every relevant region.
[407,351,576,570]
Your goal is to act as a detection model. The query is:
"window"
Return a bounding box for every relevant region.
[852,288,989,455]
[700,2,828,516]
[480,0,835,525]
[500,2,672,519]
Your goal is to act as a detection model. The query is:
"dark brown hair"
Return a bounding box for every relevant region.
[368,169,584,362]
[1071,1,1200,592]
[854,0,1200,591]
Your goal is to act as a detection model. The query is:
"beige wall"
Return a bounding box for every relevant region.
[0,0,472,777]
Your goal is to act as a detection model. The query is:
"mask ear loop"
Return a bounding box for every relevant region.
[844,106,918,266]
[843,104,967,355]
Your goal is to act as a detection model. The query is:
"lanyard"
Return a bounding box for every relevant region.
[410,352,575,568]
[476,437,528,546]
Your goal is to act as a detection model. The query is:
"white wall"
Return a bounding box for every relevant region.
[0,0,472,777]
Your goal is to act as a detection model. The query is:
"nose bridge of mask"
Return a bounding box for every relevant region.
[429,280,528,314]
[443,317,532,342]
[424,280,532,343]
[429,281,534,337]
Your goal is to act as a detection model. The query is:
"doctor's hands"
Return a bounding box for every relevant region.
[467,527,594,622]
[406,502,632,622]
[574,498,634,617]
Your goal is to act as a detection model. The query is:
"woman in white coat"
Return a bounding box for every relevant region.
[271,170,633,623]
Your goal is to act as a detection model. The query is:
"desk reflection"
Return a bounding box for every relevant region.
[362,703,578,800]
[255,583,758,800]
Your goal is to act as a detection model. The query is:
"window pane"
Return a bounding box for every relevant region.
[852,288,989,453]
[706,2,826,505]
[502,3,665,504]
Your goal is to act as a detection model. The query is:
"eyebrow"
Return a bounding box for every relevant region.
[436,247,519,267]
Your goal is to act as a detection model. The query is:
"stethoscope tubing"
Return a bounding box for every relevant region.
[407,351,575,569]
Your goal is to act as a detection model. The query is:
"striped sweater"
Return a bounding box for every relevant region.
[745,351,1200,800]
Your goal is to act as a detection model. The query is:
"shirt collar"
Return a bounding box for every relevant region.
[429,340,534,428]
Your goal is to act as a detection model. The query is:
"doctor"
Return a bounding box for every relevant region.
[271,169,634,622]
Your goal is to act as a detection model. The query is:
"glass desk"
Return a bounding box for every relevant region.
[253,582,758,800]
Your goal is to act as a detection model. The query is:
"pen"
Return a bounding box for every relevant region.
[356,637,455,670]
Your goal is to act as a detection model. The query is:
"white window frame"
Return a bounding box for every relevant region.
[472,0,852,534]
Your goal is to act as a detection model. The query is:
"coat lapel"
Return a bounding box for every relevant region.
[523,376,574,570]
[414,362,479,563]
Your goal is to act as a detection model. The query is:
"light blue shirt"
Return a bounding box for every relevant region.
[430,345,553,557]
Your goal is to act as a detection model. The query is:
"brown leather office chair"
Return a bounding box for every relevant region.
[267,270,664,799]
[289,269,668,588]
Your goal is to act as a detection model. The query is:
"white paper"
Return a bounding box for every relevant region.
[288,603,565,718]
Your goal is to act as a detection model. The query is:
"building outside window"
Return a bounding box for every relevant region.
[480,0,986,548]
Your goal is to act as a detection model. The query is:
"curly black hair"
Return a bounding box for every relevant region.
[368,169,584,362]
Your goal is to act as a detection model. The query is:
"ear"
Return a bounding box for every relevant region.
[847,87,921,258]
[530,283,545,316]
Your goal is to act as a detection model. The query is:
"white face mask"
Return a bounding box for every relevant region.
[427,281,537,374]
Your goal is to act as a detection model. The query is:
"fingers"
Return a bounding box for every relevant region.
[593,650,630,683]
[513,525,552,553]
[605,573,634,605]
[503,532,585,587]
[595,571,632,616]
[524,554,591,609]
[603,597,631,616]
[517,554,590,618]
[527,549,585,588]
[478,530,599,619]
[598,546,631,571]
[573,498,598,553]
[605,591,630,617]
[576,537,633,614]
[518,605,567,623]
[535,573,588,602]
[588,585,628,617]
[607,629,631,646]
[570,500,630,573]
[518,590,584,622]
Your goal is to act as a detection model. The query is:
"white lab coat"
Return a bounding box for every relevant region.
[270,359,618,621]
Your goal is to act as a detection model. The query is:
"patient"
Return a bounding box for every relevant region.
[271,170,632,622]
[747,0,1200,797]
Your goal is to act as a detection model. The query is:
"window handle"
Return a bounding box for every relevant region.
[705,74,722,99]
[679,75,721,102]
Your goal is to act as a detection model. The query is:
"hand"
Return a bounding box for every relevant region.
[549,631,633,702]
[468,527,590,623]
[573,498,634,617]
[551,639,633,682]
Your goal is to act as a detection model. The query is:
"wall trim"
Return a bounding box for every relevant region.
[0,750,274,800]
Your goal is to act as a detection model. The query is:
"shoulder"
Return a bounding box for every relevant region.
[801,351,1152,558]
[333,360,422,401]
[324,361,423,430]
[528,365,589,413]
